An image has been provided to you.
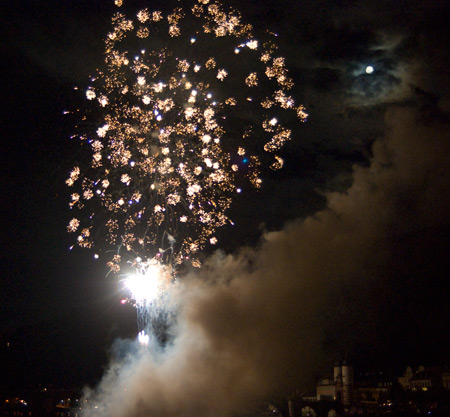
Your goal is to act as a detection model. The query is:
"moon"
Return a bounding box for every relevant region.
[365,65,374,74]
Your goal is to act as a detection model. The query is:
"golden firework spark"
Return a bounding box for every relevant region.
[67,0,307,271]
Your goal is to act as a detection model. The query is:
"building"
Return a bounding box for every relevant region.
[398,365,447,392]
[398,366,414,390]
[442,370,450,390]
[316,363,353,405]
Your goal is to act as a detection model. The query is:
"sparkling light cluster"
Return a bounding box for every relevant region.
[120,257,174,335]
[67,0,307,271]
[125,258,172,305]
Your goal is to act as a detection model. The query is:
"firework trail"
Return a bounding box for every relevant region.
[67,0,306,337]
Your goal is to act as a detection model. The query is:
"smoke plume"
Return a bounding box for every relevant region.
[82,99,450,416]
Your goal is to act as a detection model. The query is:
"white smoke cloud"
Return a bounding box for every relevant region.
[80,7,450,409]
[81,98,450,417]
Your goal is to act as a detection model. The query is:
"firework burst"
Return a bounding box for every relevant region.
[67,0,307,272]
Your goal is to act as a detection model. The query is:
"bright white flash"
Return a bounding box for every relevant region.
[365,65,374,74]
[125,263,163,303]
[138,330,150,347]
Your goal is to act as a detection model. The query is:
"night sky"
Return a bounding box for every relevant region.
[1,0,450,410]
